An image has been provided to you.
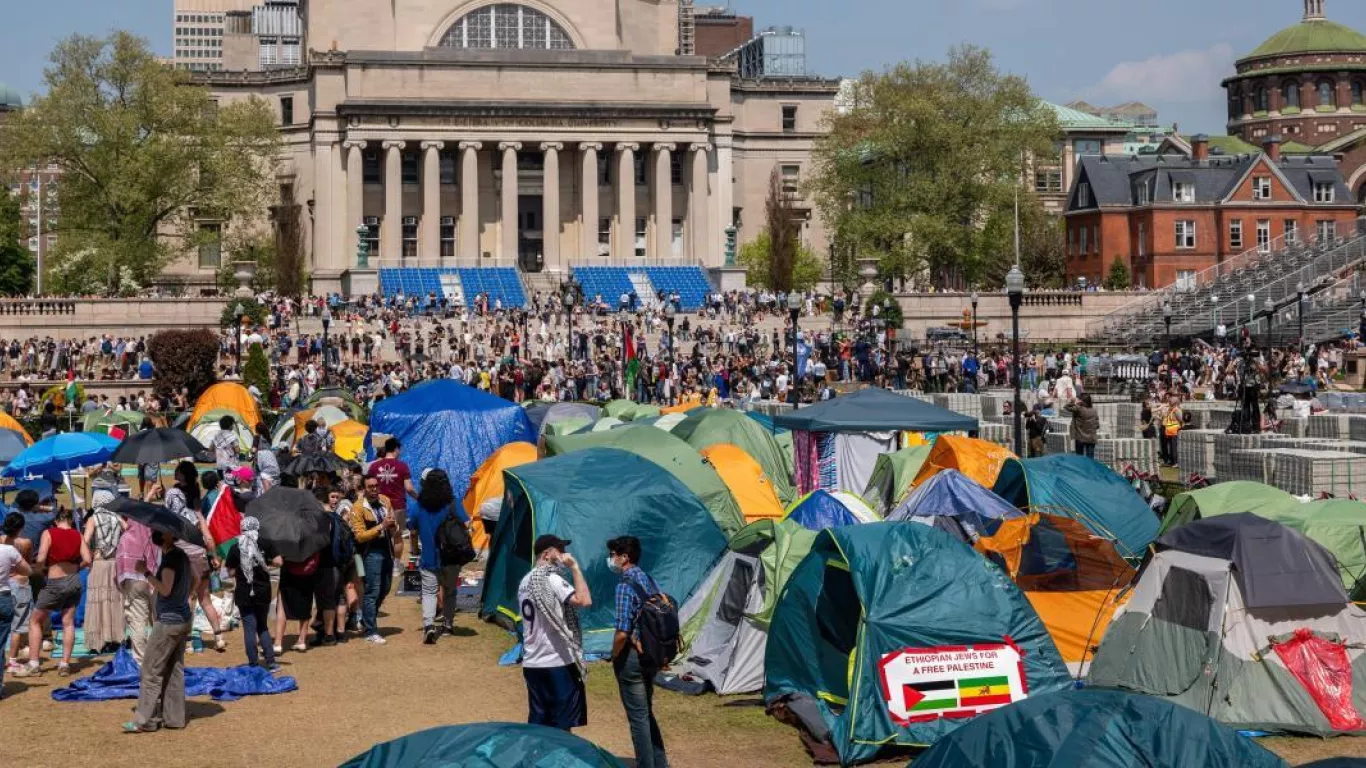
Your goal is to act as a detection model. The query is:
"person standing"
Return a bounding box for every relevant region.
[0,516,32,698]
[367,438,416,549]
[1159,393,1185,468]
[81,490,127,653]
[519,535,591,731]
[406,469,468,644]
[123,530,193,733]
[225,517,278,670]
[608,536,670,768]
[160,463,225,652]
[351,476,397,645]
[2,512,33,677]
[15,507,90,677]
[115,514,160,664]
[1065,394,1100,459]
[212,415,241,476]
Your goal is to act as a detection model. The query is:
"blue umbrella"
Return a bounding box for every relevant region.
[2,432,120,479]
[0,428,30,465]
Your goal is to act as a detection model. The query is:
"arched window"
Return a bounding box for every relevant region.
[1319,79,1337,108]
[1282,81,1300,109]
[439,4,574,50]
[1354,81,1364,106]
[1255,86,1268,112]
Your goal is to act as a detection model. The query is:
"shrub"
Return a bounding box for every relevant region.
[1104,259,1131,291]
[221,297,268,330]
[40,382,85,409]
[242,342,271,398]
[867,289,905,328]
[148,329,220,398]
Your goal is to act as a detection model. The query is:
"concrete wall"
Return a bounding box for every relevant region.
[891,291,1143,346]
[0,299,229,340]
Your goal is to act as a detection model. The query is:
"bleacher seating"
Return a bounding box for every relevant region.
[644,266,711,311]
[571,266,635,307]
[377,266,526,309]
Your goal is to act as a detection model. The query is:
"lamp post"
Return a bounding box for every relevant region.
[321,306,332,384]
[1264,297,1275,345]
[561,281,577,361]
[1210,293,1219,339]
[786,291,802,356]
[663,301,676,360]
[1162,299,1172,351]
[1297,281,1307,353]
[970,290,979,360]
[883,297,895,364]
[1245,293,1255,331]
[232,302,244,376]
[1006,266,1025,457]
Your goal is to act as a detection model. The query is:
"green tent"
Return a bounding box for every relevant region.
[481,448,728,654]
[862,445,933,515]
[669,519,818,695]
[1160,481,1302,535]
[544,416,593,436]
[1264,499,1366,598]
[764,522,1071,765]
[340,723,624,767]
[545,427,745,535]
[601,399,661,421]
[303,387,367,421]
[82,410,145,436]
[671,408,797,505]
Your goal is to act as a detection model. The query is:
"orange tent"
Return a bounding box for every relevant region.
[189,382,262,430]
[462,442,538,550]
[0,411,33,445]
[911,434,1015,490]
[701,443,785,523]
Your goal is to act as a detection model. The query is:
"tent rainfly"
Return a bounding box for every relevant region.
[771,387,978,433]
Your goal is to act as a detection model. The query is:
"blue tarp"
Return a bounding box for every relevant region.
[367,380,535,502]
[886,469,1024,537]
[51,648,297,702]
[785,490,862,531]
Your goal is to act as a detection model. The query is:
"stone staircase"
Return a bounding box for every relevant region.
[629,272,660,309]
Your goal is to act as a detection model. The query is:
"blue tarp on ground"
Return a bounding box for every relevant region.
[51,648,297,702]
[367,380,535,502]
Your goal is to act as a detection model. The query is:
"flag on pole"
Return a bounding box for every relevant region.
[624,324,640,396]
[206,489,242,559]
[64,369,78,407]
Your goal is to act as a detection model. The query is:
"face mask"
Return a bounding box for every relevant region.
[606,556,623,574]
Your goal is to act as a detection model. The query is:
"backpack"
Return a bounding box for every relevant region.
[332,512,356,564]
[437,507,476,568]
[629,579,680,668]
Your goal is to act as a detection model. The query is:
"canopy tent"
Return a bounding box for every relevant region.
[764,522,1071,765]
[862,444,932,516]
[1160,481,1302,535]
[700,443,785,524]
[368,379,535,503]
[667,518,817,695]
[886,469,1032,576]
[911,435,1016,490]
[524,402,602,437]
[461,441,538,551]
[329,420,368,463]
[190,408,255,454]
[188,382,261,430]
[673,408,797,505]
[340,723,624,768]
[1263,499,1366,599]
[544,426,744,536]
[772,387,979,433]
[481,448,727,654]
[81,410,144,438]
[1089,514,1366,736]
[912,688,1288,768]
[783,490,879,531]
[0,412,32,445]
[994,455,1159,561]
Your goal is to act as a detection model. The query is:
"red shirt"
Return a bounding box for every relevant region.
[47,526,82,564]
[367,457,411,510]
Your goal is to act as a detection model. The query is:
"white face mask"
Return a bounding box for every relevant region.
[606,555,623,574]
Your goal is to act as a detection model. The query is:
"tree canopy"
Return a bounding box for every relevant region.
[0,190,36,295]
[810,46,1059,290]
[0,32,280,295]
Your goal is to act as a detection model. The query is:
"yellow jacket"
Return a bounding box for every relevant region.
[351,495,394,547]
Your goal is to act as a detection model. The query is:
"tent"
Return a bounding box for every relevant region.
[1088,514,1366,736]
[784,490,878,531]
[579,417,624,433]
[368,379,534,503]
[329,420,368,463]
[911,688,1288,768]
[524,402,602,437]
[461,441,538,551]
[1160,481,1302,535]
[545,416,593,436]
[82,410,144,438]
[862,445,932,515]
[885,469,1032,576]
[911,435,1016,490]
[1264,499,1366,599]
[188,382,261,430]
[772,388,978,434]
[601,399,660,421]
[673,408,798,505]
[631,412,689,433]
[994,455,1158,561]
[303,387,367,421]
[667,518,817,695]
[764,522,1071,765]
[273,405,352,448]
[0,412,32,445]
[340,723,624,768]
[544,426,744,535]
[481,448,727,654]
[189,408,255,454]
[700,443,785,523]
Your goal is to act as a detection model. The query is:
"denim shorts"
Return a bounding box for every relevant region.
[9,583,32,635]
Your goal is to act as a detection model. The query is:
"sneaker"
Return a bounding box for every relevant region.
[321,635,338,647]
[12,664,41,678]
[41,640,52,653]
[335,633,349,645]
[273,645,284,655]
[423,628,437,645]
[57,663,71,677]
[441,621,455,636]
[365,634,387,646]
[265,662,282,673]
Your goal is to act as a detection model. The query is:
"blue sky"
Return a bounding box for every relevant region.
[2,0,1365,134]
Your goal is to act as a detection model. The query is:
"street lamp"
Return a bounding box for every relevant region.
[663,301,676,360]
[232,302,245,376]
[1264,297,1275,343]
[786,291,802,356]
[1210,294,1219,340]
[883,297,895,365]
[1005,266,1025,457]
[1162,299,1172,351]
[1246,293,1255,331]
[321,306,332,384]
[1297,281,1308,353]
[561,281,577,361]
[970,290,980,360]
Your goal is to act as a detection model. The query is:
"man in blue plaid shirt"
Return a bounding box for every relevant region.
[608,536,669,768]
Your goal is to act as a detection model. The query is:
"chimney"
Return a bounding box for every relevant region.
[1192,133,1210,162]
[1264,134,1282,163]
[1305,0,1326,22]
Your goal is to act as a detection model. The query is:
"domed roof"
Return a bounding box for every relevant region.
[1245,18,1366,61]
[0,84,22,108]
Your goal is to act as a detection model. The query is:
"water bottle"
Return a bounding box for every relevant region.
[191,635,204,654]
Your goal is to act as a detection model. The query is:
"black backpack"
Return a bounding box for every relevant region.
[437,507,476,567]
[629,579,680,668]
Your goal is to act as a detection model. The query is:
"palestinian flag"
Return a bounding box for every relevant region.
[206,489,242,559]
[624,324,640,394]
[64,369,78,406]
[903,680,957,714]
[956,675,1013,708]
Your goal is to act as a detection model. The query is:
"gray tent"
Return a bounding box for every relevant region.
[1088,514,1366,736]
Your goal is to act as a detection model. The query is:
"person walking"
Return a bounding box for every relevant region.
[2,512,33,677]
[608,535,670,768]
[81,490,127,653]
[0,515,32,698]
[115,514,160,664]
[518,534,590,730]
[351,475,397,645]
[225,517,278,670]
[123,530,193,733]
[15,507,90,678]
[406,469,469,644]
[1065,393,1100,459]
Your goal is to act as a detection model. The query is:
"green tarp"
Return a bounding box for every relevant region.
[340,723,624,767]
[672,408,798,505]
[862,445,933,514]
[544,427,745,535]
[1161,481,1302,535]
[1264,499,1366,598]
[480,448,728,654]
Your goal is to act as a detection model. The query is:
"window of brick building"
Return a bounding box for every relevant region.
[1175,220,1196,249]
[1230,219,1243,250]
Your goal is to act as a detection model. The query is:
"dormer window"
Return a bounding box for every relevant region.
[1173,182,1194,203]
[1314,182,1336,203]
[1076,182,1091,208]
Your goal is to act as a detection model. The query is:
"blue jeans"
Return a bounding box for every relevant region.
[613,647,669,768]
[0,592,12,696]
[1075,442,1096,459]
[362,548,393,636]
[239,603,275,667]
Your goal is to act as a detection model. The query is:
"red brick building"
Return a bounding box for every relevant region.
[1065,136,1359,288]
[694,8,754,59]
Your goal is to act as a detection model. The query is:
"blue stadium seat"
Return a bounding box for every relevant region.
[571,266,634,307]
[643,266,712,311]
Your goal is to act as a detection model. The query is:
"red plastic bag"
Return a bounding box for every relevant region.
[1272,628,1366,731]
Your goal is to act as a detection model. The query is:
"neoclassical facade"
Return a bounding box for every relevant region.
[176,0,839,293]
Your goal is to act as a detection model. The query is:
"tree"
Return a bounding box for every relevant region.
[147,328,219,397]
[765,168,801,292]
[0,32,280,294]
[976,195,1067,289]
[242,342,270,398]
[1104,258,1132,291]
[810,45,1059,290]
[219,296,268,329]
[0,191,35,295]
[737,231,824,292]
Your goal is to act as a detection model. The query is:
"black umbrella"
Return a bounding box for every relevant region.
[245,487,332,562]
[283,452,350,476]
[111,428,208,466]
[108,496,207,548]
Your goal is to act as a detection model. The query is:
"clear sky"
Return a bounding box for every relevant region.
[2,0,1365,134]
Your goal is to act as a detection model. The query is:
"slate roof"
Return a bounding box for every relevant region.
[1068,152,1352,212]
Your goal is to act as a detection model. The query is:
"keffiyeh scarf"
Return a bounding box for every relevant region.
[527,563,586,678]
[239,516,266,597]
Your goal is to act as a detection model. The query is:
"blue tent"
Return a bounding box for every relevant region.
[367,380,535,502]
[886,469,1025,541]
[784,490,877,531]
[993,455,1159,561]
[341,723,624,767]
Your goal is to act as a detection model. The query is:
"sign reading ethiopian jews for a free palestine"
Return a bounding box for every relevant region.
[877,643,1027,725]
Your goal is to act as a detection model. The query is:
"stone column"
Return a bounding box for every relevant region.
[421,141,444,260]
[459,141,482,261]
[382,140,405,261]
[313,140,334,272]
[580,143,602,259]
[330,142,346,270]
[540,142,563,273]
[345,141,366,260]
[653,143,676,259]
[499,141,522,262]
[689,143,711,262]
[715,137,734,258]
[616,143,639,259]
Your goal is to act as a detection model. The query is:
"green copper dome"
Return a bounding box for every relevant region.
[1246,18,1366,60]
[0,84,22,108]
